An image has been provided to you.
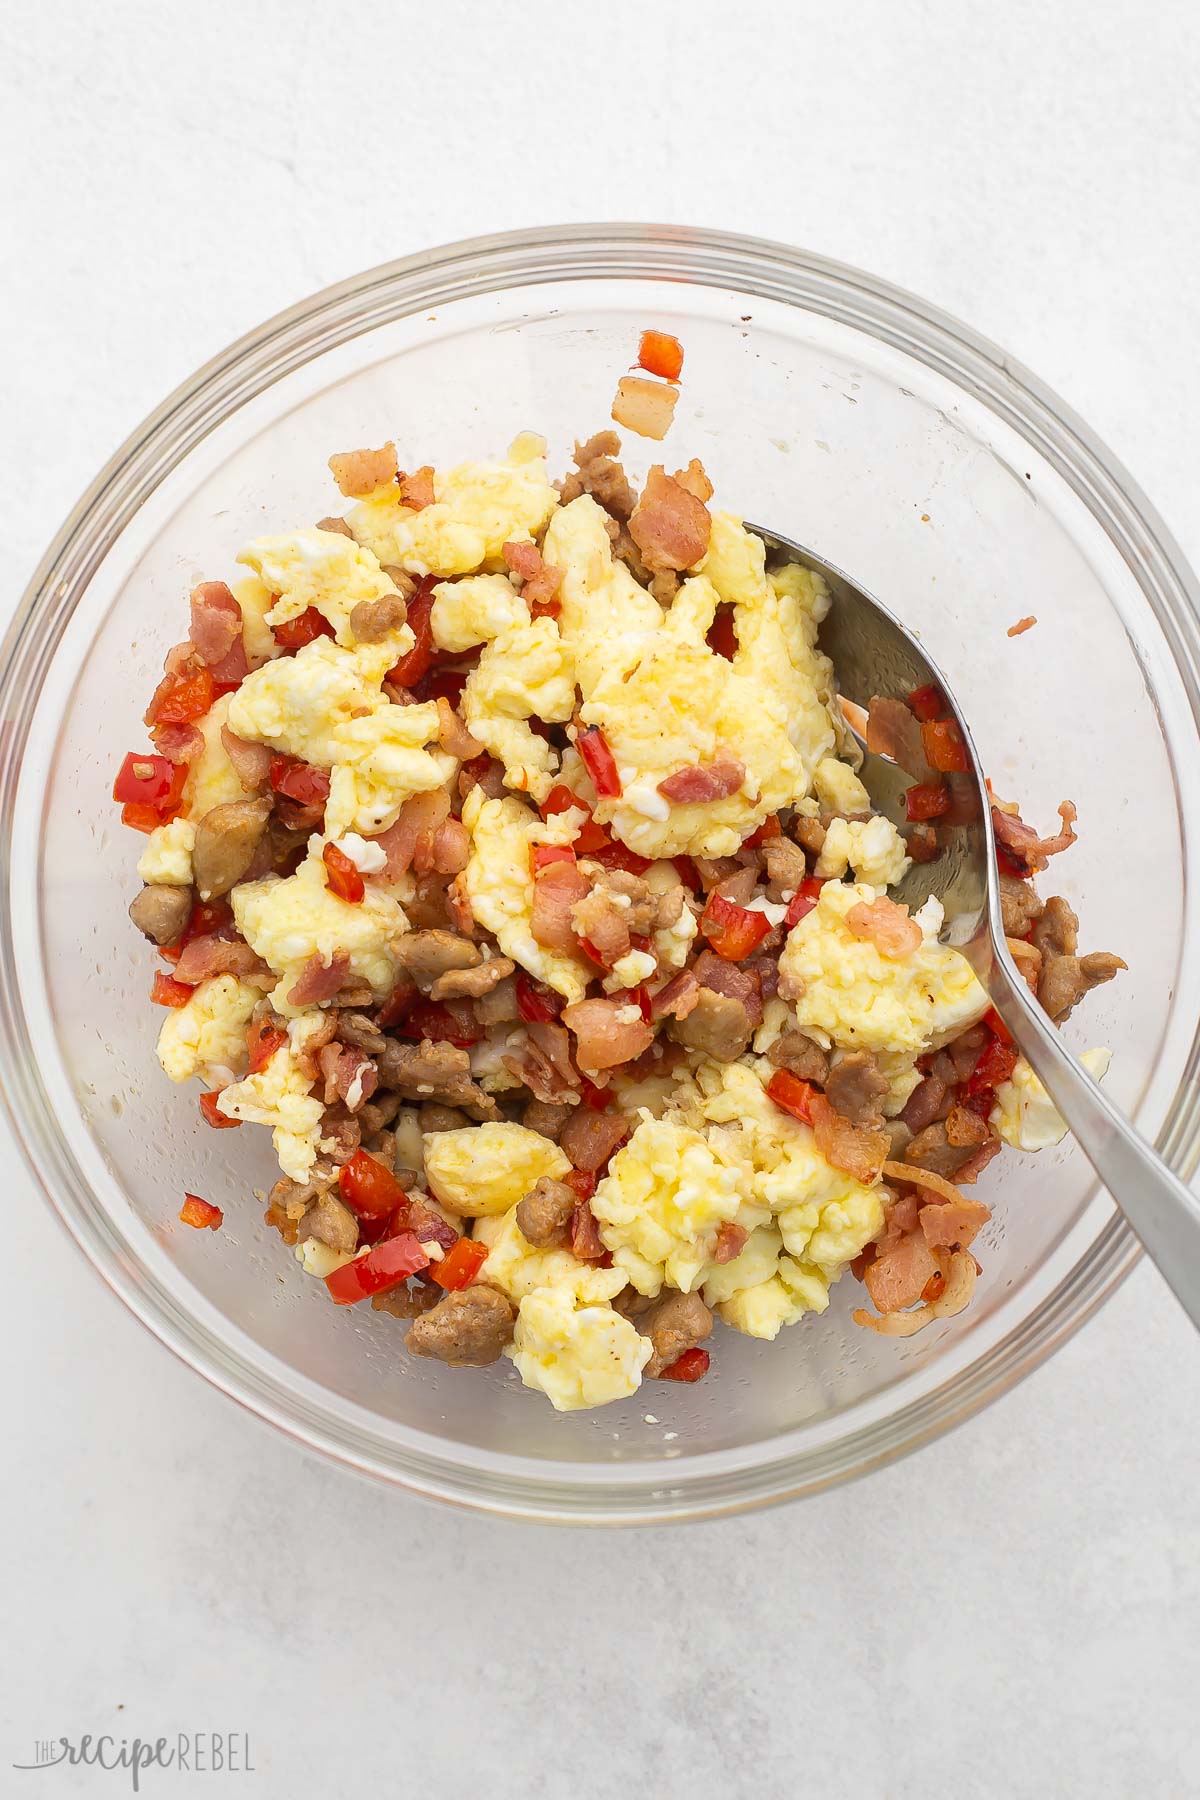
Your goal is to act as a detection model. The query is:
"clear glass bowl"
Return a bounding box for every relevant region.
[4,225,1199,1523]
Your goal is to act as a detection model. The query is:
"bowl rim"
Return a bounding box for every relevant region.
[4,221,1199,1524]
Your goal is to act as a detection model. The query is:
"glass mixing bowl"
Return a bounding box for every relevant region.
[4,225,1199,1523]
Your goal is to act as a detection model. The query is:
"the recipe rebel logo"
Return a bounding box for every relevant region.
[12,1733,255,1788]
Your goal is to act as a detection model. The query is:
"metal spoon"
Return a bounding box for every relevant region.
[750,522,1200,1331]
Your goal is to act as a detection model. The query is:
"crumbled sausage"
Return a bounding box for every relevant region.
[348,593,407,642]
[298,1191,359,1255]
[372,1282,440,1319]
[430,955,515,1002]
[375,1038,501,1118]
[558,431,636,518]
[357,1091,404,1134]
[642,1290,714,1379]
[191,798,272,900]
[1031,894,1077,959]
[418,1103,470,1133]
[402,878,456,931]
[405,1285,516,1366]
[824,1050,889,1127]
[337,1012,387,1055]
[670,988,753,1062]
[515,1176,576,1248]
[791,814,827,858]
[521,1098,573,1140]
[128,883,192,946]
[999,873,1045,940]
[1039,949,1126,1022]
[318,1105,361,1166]
[394,929,481,990]
[903,1122,979,1179]
[762,838,808,901]
[766,1030,830,1084]
[476,974,520,1026]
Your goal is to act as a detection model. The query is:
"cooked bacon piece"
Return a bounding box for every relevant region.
[863,1231,939,1314]
[562,998,655,1072]
[286,950,352,1008]
[328,442,398,498]
[524,1020,579,1093]
[445,872,476,937]
[570,1203,607,1261]
[846,895,923,958]
[371,789,452,879]
[502,539,564,612]
[865,696,936,778]
[188,582,243,666]
[693,949,763,1028]
[919,1196,991,1250]
[317,1041,379,1110]
[174,934,270,986]
[435,697,483,761]
[650,968,701,1021]
[990,799,1078,873]
[219,726,273,792]
[809,1092,889,1183]
[657,754,746,805]
[711,1221,748,1265]
[558,432,637,518]
[570,884,631,967]
[531,861,593,952]
[628,463,712,572]
[560,1105,629,1173]
[150,720,204,764]
[611,376,678,442]
[503,1041,575,1105]
[426,816,470,878]
[398,465,435,511]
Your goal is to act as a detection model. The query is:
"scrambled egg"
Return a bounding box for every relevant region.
[216,1039,324,1182]
[461,618,576,802]
[238,529,400,647]
[592,1118,743,1297]
[348,437,559,577]
[137,817,195,886]
[993,1048,1112,1151]
[430,572,528,652]
[700,1226,832,1339]
[813,755,870,815]
[780,881,989,1055]
[182,694,246,820]
[474,1206,644,1412]
[155,974,259,1086]
[816,815,911,888]
[324,704,456,838]
[423,1122,571,1216]
[232,852,407,1015]
[460,788,589,1001]
[232,575,280,669]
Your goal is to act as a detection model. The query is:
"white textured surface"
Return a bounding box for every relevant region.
[3,3,1200,1794]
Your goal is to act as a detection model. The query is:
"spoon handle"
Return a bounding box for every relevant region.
[991,957,1200,1331]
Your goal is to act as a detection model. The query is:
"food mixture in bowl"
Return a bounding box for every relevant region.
[117,331,1125,1412]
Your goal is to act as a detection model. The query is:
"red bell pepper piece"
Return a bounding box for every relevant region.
[744,814,781,847]
[706,607,737,661]
[531,844,576,874]
[325,1231,430,1305]
[700,890,773,961]
[590,840,652,876]
[145,664,216,728]
[564,1167,598,1202]
[515,972,564,1023]
[632,985,654,1024]
[339,1149,408,1220]
[386,577,437,688]
[995,843,1027,878]
[198,1091,240,1129]
[637,329,684,382]
[150,971,193,1008]
[907,683,947,723]
[541,785,610,854]
[672,855,703,892]
[576,725,622,798]
[765,1069,819,1124]
[179,1193,223,1230]
[247,1017,287,1074]
[323,840,365,903]
[658,1346,710,1382]
[578,1076,611,1111]
[271,606,333,652]
[905,781,951,822]
[113,751,185,810]
[402,999,480,1047]
[783,876,825,931]
[429,1236,489,1291]
[375,978,416,1029]
[921,718,970,774]
[963,1036,1019,1099]
[982,1005,1012,1045]
[269,756,331,808]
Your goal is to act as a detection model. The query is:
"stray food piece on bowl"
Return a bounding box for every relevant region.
[119,370,1124,1413]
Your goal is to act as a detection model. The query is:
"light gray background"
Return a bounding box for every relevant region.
[3,3,1199,1795]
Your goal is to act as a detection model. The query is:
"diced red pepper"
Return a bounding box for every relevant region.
[905,781,951,822]
[386,577,437,689]
[783,876,825,930]
[765,1069,819,1124]
[576,725,622,798]
[995,843,1027,878]
[113,751,186,811]
[323,840,365,903]
[578,1076,611,1111]
[429,1236,489,1291]
[375,979,416,1030]
[637,329,684,381]
[541,785,610,854]
[247,1017,287,1074]
[744,815,782,847]
[161,896,234,963]
[921,718,970,774]
[271,606,333,652]
[564,1167,598,1202]
[324,1231,430,1305]
[588,840,652,876]
[578,935,614,970]
[121,802,167,833]
[908,683,947,723]
[531,844,576,874]
[983,1005,1012,1045]
[150,971,193,1008]
[922,1271,947,1304]
[963,1036,1019,1099]
[515,972,563,1023]
[145,665,216,727]
[421,667,468,708]
[632,984,654,1024]
[269,756,331,808]
[672,855,703,892]
[402,999,480,1047]
[658,1346,710,1382]
[700,890,773,961]
[339,1148,408,1220]
[198,1091,240,1129]
[179,1193,223,1230]
[707,607,738,661]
